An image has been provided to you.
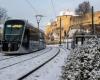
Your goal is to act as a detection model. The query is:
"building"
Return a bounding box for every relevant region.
[45,10,75,42]
[45,11,100,43]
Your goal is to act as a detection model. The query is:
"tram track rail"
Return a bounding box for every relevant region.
[0,47,52,70]
[0,56,15,61]
[0,47,50,61]
[18,47,60,80]
[61,46,69,52]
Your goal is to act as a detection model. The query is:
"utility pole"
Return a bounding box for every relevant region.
[91,6,95,34]
[35,15,43,47]
[59,17,61,45]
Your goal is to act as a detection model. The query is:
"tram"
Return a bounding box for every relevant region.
[1,19,46,54]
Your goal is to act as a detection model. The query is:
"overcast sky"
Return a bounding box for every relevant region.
[0,0,100,30]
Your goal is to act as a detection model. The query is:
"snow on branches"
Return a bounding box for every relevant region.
[61,38,100,80]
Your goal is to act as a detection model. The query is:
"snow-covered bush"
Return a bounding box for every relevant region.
[61,38,100,80]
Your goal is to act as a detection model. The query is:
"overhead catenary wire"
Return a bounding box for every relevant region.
[24,0,44,33]
[24,0,37,15]
[50,0,57,18]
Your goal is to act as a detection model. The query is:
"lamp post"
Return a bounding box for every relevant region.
[35,15,43,47]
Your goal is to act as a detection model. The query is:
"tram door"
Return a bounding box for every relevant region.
[22,29,29,49]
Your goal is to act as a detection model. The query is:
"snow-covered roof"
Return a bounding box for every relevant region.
[59,10,76,16]
[68,29,78,37]
[47,22,51,26]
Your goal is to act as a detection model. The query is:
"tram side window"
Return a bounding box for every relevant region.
[39,33,44,39]
[30,32,39,41]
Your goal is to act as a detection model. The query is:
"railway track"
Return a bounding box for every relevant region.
[0,47,51,61]
[18,47,60,80]
[23,47,67,80]
[0,53,14,61]
[0,47,52,70]
[0,47,60,80]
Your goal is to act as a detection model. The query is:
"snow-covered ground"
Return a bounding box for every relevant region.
[0,46,70,80]
[0,45,71,80]
[24,47,70,80]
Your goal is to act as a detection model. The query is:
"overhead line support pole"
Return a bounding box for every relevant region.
[92,6,95,34]
[59,17,61,45]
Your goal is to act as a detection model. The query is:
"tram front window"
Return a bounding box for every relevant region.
[4,23,24,42]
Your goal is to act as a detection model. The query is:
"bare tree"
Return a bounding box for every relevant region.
[75,1,91,31]
[75,1,91,16]
[0,7,8,24]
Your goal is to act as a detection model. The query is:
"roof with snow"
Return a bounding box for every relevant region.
[59,10,77,16]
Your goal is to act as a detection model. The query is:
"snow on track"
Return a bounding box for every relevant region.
[0,47,51,70]
[0,53,14,61]
[24,47,70,80]
[0,47,50,61]
[0,47,59,80]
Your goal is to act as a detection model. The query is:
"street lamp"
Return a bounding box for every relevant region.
[35,15,43,47]
[36,15,43,29]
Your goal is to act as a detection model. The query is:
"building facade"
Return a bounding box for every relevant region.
[45,11,100,43]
